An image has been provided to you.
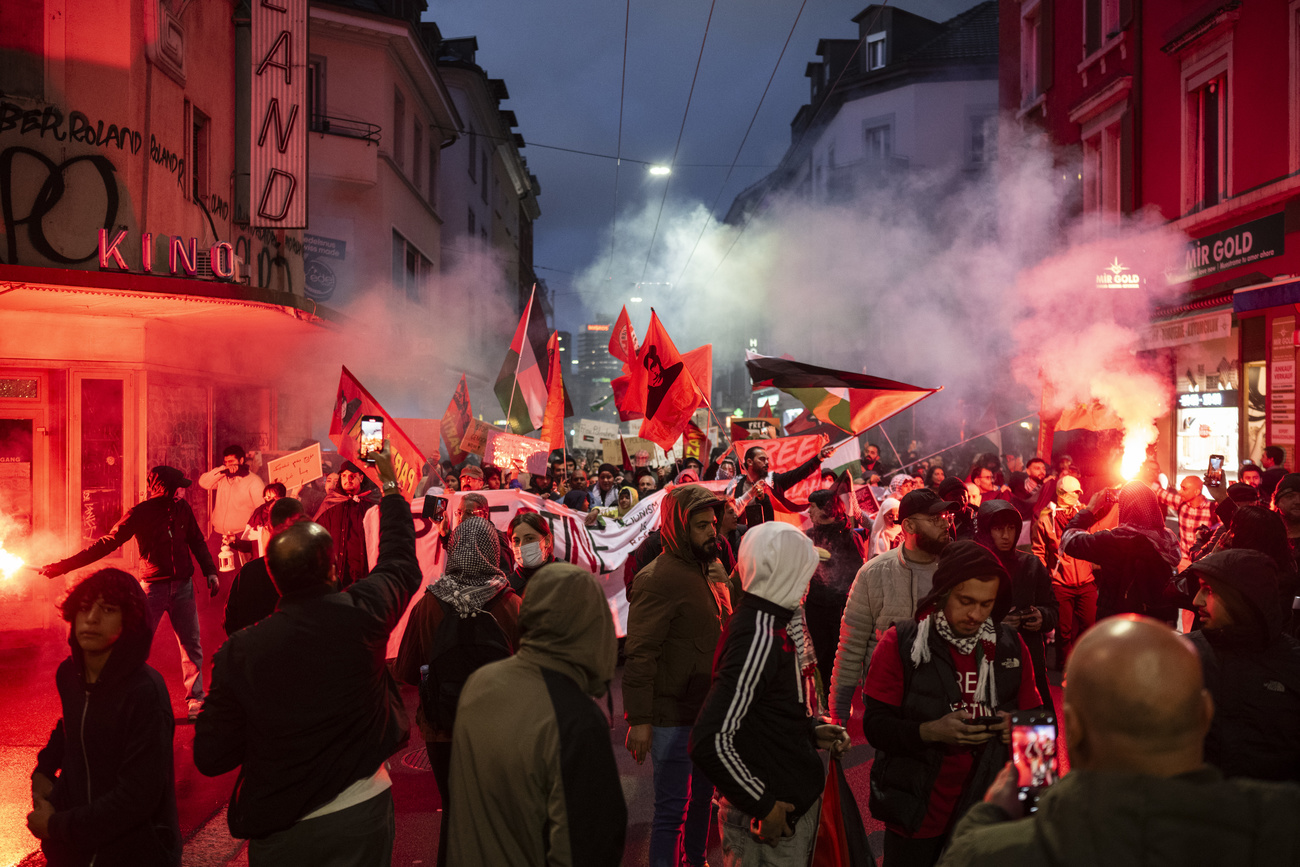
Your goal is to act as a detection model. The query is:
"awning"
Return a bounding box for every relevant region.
[1233,277,1300,314]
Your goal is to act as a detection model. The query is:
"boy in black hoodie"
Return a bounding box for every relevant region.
[29,568,180,867]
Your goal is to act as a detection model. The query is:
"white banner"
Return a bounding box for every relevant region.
[369,486,735,656]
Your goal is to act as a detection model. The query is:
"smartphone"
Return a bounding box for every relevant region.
[963,715,1002,726]
[359,415,384,463]
[1010,710,1059,813]
[422,494,448,523]
[1206,454,1224,488]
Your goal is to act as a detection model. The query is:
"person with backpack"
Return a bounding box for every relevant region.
[395,515,521,867]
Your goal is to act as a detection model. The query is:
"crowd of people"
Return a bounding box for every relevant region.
[23,431,1300,867]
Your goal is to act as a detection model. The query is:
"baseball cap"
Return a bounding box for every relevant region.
[149,465,192,489]
[459,465,484,479]
[1057,476,1082,495]
[898,488,956,522]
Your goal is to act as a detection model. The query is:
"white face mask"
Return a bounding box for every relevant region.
[519,540,548,568]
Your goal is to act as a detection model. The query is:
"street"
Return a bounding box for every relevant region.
[0,576,1063,867]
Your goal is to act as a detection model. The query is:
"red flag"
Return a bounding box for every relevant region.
[539,332,568,449]
[810,758,876,866]
[757,402,775,419]
[636,312,704,450]
[612,372,643,422]
[619,436,633,472]
[330,366,427,500]
[682,344,712,408]
[683,422,709,463]
[609,305,637,364]
[440,374,471,464]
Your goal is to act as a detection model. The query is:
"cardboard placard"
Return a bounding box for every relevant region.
[459,418,502,457]
[604,437,666,467]
[267,443,323,489]
[485,432,551,475]
[575,418,621,448]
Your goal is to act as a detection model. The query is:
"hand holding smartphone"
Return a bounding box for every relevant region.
[1206,454,1224,488]
[359,415,384,463]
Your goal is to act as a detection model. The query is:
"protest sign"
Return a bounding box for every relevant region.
[267,443,323,489]
[485,431,550,475]
[575,418,620,448]
[458,418,501,457]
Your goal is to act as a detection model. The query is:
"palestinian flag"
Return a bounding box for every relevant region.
[745,351,939,434]
[494,288,571,434]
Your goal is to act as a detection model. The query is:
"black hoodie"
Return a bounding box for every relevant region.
[1184,549,1300,782]
[33,621,179,866]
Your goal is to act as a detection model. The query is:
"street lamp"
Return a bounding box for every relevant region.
[648,165,671,176]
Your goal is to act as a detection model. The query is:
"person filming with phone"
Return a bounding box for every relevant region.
[940,616,1300,866]
[861,541,1044,867]
[314,461,379,590]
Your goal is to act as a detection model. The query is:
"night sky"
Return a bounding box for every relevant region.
[424,0,984,331]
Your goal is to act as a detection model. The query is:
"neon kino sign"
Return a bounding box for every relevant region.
[97,228,238,281]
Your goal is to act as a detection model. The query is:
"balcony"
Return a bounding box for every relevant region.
[310,114,381,143]
[310,115,381,187]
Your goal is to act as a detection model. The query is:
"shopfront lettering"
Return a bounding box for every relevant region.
[97,228,237,281]
[1174,212,1285,282]
[0,147,119,265]
[0,102,143,154]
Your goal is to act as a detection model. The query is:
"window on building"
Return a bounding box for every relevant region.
[393,89,405,170]
[191,106,210,203]
[864,123,893,161]
[1084,0,1121,57]
[1189,74,1228,210]
[391,230,429,302]
[428,147,438,203]
[413,123,423,190]
[0,3,44,97]
[1082,115,1124,218]
[468,130,476,180]
[307,58,325,131]
[468,208,476,238]
[480,149,489,203]
[968,113,997,166]
[866,32,886,71]
[1020,0,1047,106]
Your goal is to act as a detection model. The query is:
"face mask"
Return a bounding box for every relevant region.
[519,540,548,568]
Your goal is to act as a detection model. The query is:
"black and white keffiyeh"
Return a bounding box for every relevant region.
[430,516,509,617]
[911,611,999,710]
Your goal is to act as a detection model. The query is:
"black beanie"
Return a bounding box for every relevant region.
[916,539,1008,618]
[938,477,968,500]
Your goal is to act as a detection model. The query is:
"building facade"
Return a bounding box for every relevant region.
[1002,0,1300,478]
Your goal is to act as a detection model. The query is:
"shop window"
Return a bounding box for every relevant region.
[866,32,886,71]
[393,88,405,170]
[79,379,124,547]
[0,378,39,399]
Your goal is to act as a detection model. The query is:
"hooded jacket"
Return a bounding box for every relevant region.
[691,523,826,822]
[194,493,421,839]
[806,517,866,606]
[940,767,1300,867]
[448,564,625,866]
[623,484,732,727]
[46,494,215,583]
[314,470,380,591]
[1060,484,1181,619]
[34,618,180,867]
[1184,549,1300,782]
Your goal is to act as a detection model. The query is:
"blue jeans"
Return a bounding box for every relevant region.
[650,725,713,867]
[142,578,204,702]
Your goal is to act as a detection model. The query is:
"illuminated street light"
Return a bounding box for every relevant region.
[648,165,671,176]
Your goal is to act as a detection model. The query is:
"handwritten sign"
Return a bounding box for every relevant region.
[603,437,666,467]
[267,442,322,489]
[485,432,550,475]
[575,418,620,448]
[459,418,501,457]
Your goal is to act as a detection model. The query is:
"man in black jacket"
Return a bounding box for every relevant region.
[862,541,1042,867]
[691,522,850,864]
[1184,549,1300,782]
[40,465,218,720]
[222,497,307,636]
[730,440,834,527]
[194,442,420,865]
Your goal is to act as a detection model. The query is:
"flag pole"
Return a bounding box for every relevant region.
[889,412,1041,475]
[504,285,537,434]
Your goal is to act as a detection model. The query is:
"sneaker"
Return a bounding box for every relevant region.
[187,699,203,720]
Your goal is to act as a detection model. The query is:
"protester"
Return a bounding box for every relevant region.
[28,568,180,867]
[940,616,1300,866]
[590,463,620,508]
[195,443,419,865]
[863,541,1042,867]
[1261,445,1288,502]
[314,461,379,590]
[1031,475,1096,665]
[730,440,835,527]
[861,441,890,481]
[829,488,955,725]
[1151,474,1215,565]
[1183,549,1300,782]
[969,465,1010,502]
[1240,462,1262,489]
[447,564,623,866]
[223,498,308,635]
[506,510,556,594]
[235,482,286,559]
[870,496,903,558]
[39,466,218,720]
[925,465,945,491]
[974,500,1059,708]
[690,523,852,865]
[1060,481,1181,623]
[804,488,866,699]
[457,464,485,491]
[940,477,976,541]
[1272,473,1300,567]
[564,473,594,512]
[623,484,731,867]
[395,514,521,867]
[198,445,265,568]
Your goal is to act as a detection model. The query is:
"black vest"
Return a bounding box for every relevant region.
[869,619,1029,835]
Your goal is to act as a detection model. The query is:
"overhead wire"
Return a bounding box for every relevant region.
[602,0,632,282]
[672,0,811,289]
[699,1,892,292]
[429,123,775,168]
[637,0,720,284]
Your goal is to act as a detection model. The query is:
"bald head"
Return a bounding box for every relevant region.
[266,521,335,596]
[1064,616,1212,776]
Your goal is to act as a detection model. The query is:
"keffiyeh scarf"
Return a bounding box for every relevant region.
[430,516,510,617]
[911,611,999,710]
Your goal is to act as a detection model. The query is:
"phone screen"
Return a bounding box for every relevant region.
[359,416,384,462]
[1011,719,1059,813]
[1209,455,1223,471]
[422,494,447,522]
